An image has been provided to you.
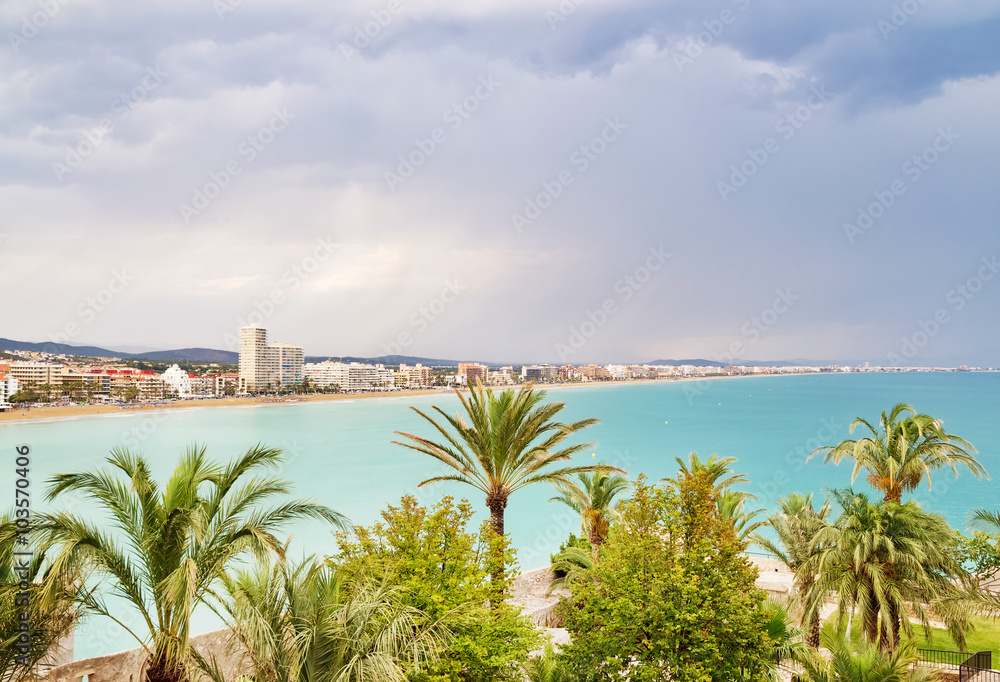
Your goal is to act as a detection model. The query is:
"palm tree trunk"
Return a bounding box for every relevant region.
[486,492,508,602]
[864,596,879,645]
[801,577,820,648]
[486,493,506,537]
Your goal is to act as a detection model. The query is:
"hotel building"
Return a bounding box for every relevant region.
[238,325,303,392]
[304,361,394,392]
[457,362,489,384]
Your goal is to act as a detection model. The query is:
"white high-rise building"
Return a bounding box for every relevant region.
[273,343,304,386]
[239,325,303,392]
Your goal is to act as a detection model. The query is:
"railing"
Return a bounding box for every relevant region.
[961,651,998,681]
[918,649,998,680]
[919,648,973,667]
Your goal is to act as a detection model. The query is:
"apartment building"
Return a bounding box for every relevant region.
[521,364,559,382]
[397,363,434,388]
[304,361,394,392]
[457,362,489,384]
[0,372,18,411]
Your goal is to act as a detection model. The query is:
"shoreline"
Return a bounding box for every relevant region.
[0,370,940,426]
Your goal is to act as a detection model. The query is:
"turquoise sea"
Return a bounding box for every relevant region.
[2,372,998,660]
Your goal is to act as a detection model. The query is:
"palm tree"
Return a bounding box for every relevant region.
[803,490,968,652]
[549,472,630,548]
[753,493,832,647]
[393,381,619,538]
[209,555,446,682]
[668,452,750,491]
[1,518,80,681]
[795,627,939,682]
[809,403,987,503]
[667,452,761,541]
[717,489,766,542]
[523,642,575,682]
[36,444,348,682]
[758,597,806,682]
[546,546,596,595]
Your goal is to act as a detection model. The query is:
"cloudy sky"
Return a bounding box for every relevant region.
[2,0,999,366]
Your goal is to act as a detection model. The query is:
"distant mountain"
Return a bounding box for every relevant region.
[644,358,841,367]
[138,348,238,362]
[306,354,462,366]
[0,338,464,366]
[645,358,727,367]
[0,337,127,358]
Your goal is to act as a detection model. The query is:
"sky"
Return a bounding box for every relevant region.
[2,0,999,366]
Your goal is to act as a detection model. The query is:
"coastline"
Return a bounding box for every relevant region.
[0,373,766,425]
[0,388,451,425]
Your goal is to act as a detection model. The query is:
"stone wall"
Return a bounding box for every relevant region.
[44,629,244,682]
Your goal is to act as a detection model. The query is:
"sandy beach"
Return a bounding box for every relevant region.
[0,373,757,425]
[0,388,451,424]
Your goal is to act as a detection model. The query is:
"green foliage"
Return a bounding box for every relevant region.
[37,444,347,682]
[795,626,939,682]
[809,402,985,503]
[212,554,446,682]
[953,530,1000,578]
[549,472,630,547]
[549,533,591,564]
[333,496,540,682]
[523,643,576,682]
[558,474,771,682]
[0,519,79,681]
[804,490,969,652]
[7,389,39,404]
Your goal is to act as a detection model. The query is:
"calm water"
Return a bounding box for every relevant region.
[2,372,998,659]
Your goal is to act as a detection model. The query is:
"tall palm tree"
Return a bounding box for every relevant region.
[809,403,987,503]
[36,444,348,682]
[549,472,630,548]
[393,382,619,538]
[209,555,447,682]
[753,493,832,647]
[803,490,968,652]
[795,627,939,682]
